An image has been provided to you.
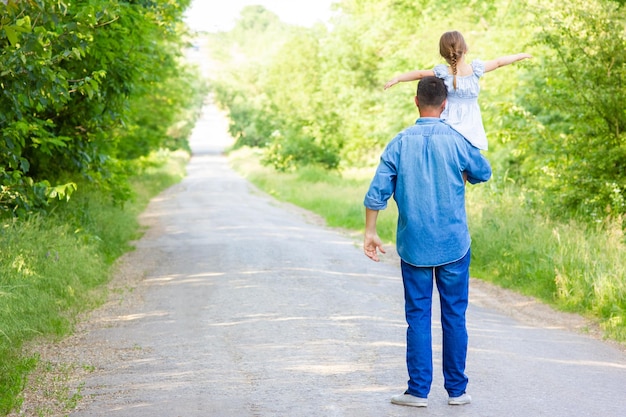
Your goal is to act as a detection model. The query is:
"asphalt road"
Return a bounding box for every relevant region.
[69,103,626,417]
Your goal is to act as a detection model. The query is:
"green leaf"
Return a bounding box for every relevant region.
[4,26,18,45]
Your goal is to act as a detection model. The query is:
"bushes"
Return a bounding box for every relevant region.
[0,0,200,216]
[515,0,626,219]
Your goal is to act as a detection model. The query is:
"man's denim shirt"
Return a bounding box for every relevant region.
[364,118,492,267]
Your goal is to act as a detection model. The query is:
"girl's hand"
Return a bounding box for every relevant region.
[384,78,399,90]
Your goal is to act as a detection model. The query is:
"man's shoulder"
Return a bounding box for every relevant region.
[406,118,464,137]
[399,120,482,154]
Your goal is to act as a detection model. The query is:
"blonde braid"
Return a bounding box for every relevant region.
[450,52,458,90]
[439,31,468,91]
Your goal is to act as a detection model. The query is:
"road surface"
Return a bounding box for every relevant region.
[57,103,626,417]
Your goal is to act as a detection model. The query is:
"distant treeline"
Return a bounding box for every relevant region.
[209,0,626,222]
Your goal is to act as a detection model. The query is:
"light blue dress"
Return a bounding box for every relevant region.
[433,60,487,150]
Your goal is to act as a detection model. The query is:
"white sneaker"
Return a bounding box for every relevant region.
[448,392,472,405]
[391,392,428,407]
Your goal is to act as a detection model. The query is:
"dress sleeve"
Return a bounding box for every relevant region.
[471,60,485,78]
[433,64,448,79]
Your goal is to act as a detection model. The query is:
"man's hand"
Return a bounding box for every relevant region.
[364,208,385,261]
[364,233,386,262]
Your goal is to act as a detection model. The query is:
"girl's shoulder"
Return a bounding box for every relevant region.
[433,64,449,78]
[470,60,485,77]
[434,61,485,78]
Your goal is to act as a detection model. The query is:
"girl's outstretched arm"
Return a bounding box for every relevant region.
[384,69,435,89]
[483,53,532,73]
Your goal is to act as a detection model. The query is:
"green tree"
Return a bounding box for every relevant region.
[517,0,626,218]
[0,0,197,216]
[209,6,288,150]
[260,28,345,170]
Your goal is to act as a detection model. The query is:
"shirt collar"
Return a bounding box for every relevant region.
[415,117,443,125]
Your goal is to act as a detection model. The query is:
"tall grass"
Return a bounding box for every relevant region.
[467,183,626,341]
[229,147,626,343]
[0,216,105,414]
[0,150,188,415]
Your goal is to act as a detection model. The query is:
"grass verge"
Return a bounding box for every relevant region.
[229,147,626,344]
[0,149,189,416]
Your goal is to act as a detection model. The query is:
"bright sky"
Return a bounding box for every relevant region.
[185,0,336,32]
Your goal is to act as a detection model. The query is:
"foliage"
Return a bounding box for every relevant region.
[515,0,626,218]
[260,30,343,170]
[208,7,284,149]
[0,0,198,217]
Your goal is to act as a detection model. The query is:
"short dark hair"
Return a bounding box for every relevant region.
[416,76,447,107]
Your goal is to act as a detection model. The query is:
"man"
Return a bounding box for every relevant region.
[363,76,492,407]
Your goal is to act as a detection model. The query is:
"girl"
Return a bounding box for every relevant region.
[384,31,532,150]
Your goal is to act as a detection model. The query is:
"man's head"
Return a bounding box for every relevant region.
[415,76,447,117]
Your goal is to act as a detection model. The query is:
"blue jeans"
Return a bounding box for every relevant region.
[400,249,470,398]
